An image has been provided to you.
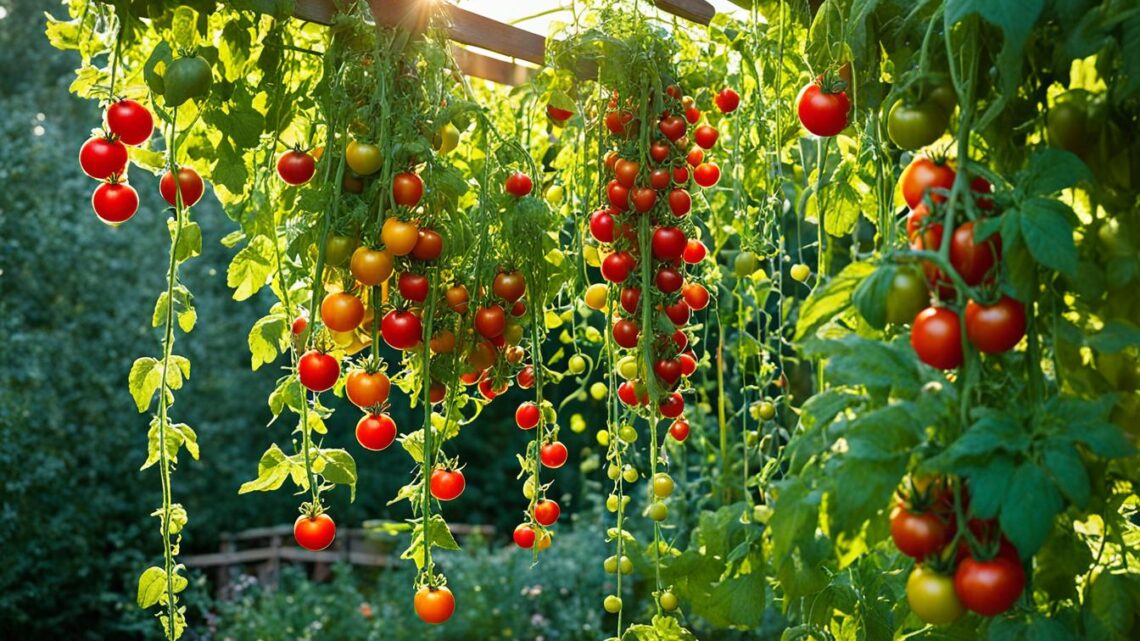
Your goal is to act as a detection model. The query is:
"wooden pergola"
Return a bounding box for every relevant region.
[293,0,718,85]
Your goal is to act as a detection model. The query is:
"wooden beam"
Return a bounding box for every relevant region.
[451,46,537,85]
[655,0,716,25]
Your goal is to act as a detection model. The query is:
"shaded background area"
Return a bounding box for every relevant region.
[0,2,619,638]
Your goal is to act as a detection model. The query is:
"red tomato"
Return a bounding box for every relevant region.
[673,329,688,351]
[160,167,205,208]
[590,208,616,242]
[669,419,690,441]
[954,556,1025,616]
[618,381,647,406]
[614,158,640,188]
[412,228,443,261]
[414,586,455,625]
[650,168,671,190]
[693,125,719,149]
[547,104,573,123]
[356,413,397,451]
[652,226,687,261]
[505,171,533,197]
[715,88,741,114]
[655,266,684,293]
[654,358,682,386]
[475,305,506,338]
[659,392,685,418]
[298,350,340,392]
[345,369,391,408]
[294,513,336,551]
[672,166,690,184]
[630,186,657,212]
[613,319,640,348]
[80,136,128,179]
[658,115,686,141]
[92,182,139,224]
[515,401,541,430]
[477,376,498,401]
[685,106,701,124]
[321,291,364,331]
[392,172,424,207]
[682,239,707,264]
[686,147,705,167]
[517,365,535,389]
[620,287,641,315]
[430,468,466,501]
[540,441,569,468]
[381,309,423,350]
[664,299,691,326]
[493,271,527,303]
[679,352,697,376]
[291,316,308,336]
[106,99,154,145]
[796,82,850,136]
[682,283,710,310]
[601,251,635,283]
[668,189,692,216]
[534,499,561,526]
[607,179,630,210]
[397,272,429,302]
[911,307,963,370]
[901,157,956,209]
[693,162,720,188]
[514,523,537,548]
[277,150,316,185]
[965,296,1026,354]
[891,508,951,560]
[949,221,1001,286]
[650,141,670,164]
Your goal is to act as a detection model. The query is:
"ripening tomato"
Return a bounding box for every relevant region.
[414,586,455,625]
[505,171,533,197]
[652,226,687,261]
[381,309,423,350]
[381,218,419,256]
[517,365,535,389]
[429,329,456,354]
[345,369,391,408]
[106,99,154,145]
[80,136,128,179]
[412,228,443,261]
[613,319,640,348]
[356,413,397,450]
[604,150,619,173]
[911,307,963,370]
[605,109,633,135]
[514,523,537,548]
[351,247,393,285]
[473,304,505,338]
[607,179,630,211]
[655,266,683,293]
[682,239,707,264]
[601,251,635,283]
[298,350,339,392]
[682,283,710,310]
[669,419,690,441]
[949,221,1001,286]
[546,103,573,124]
[294,513,336,551]
[346,140,382,175]
[668,189,692,217]
[659,392,684,418]
[160,167,205,208]
[92,182,139,224]
[715,87,741,113]
[954,556,1025,616]
[891,507,951,560]
[693,162,720,188]
[620,287,641,315]
[614,159,640,188]
[907,566,965,625]
[534,499,560,526]
[493,271,526,303]
[292,316,308,336]
[430,468,466,501]
[901,157,956,209]
[428,381,447,404]
[325,234,358,267]
[398,272,429,302]
[686,147,705,167]
[965,296,1026,354]
[321,291,364,332]
[467,341,496,371]
[445,284,469,314]
[693,125,719,149]
[540,441,568,468]
[797,82,850,136]
[885,267,930,325]
[277,149,316,185]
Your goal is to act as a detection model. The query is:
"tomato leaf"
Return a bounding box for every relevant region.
[1085,319,1140,354]
[238,444,291,494]
[170,7,200,50]
[1017,149,1091,196]
[248,312,287,370]
[999,462,1064,557]
[227,235,275,301]
[1041,442,1090,508]
[136,566,168,609]
[795,261,873,341]
[1018,198,1078,277]
[318,448,358,501]
[624,616,699,641]
[128,357,163,413]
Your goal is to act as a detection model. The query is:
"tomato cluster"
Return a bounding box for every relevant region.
[894,478,1026,624]
[81,99,157,224]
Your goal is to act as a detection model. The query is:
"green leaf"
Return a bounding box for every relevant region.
[816,336,924,391]
[935,412,1029,465]
[1086,319,1140,353]
[142,416,186,470]
[144,42,174,96]
[268,375,305,416]
[238,444,291,493]
[1041,442,1090,508]
[171,7,200,50]
[1019,197,1078,276]
[852,264,895,330]
[1017,149,1092,196]
[137,566,168,609]
[319,448,357,501]
[999,462,1064,557]
[401,514,460,569]
[227,235,276,301]
[958,456,1016,519]
[1083,573,1138,641]
[248,313,287,370]
[625,616,699,641]
[795,262,874,341]
[769,478,820,563]
[173,221,202,264]
[128,357,162,413]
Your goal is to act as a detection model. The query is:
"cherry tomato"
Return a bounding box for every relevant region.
[412,228,443,261]
[965,296,1026,354]
[887,101,949,150]
[80,136,128,179]
[693,162,720,188]
[351,247,394,285]
[414,585,455,624]
[546,104,573,124]
[534,499,560,526]
[614,158,640,188]
[321,291,364,332]
[659,392,684,418]
[430,468,465,501]
[679,352,697,376]
[92,182,139,224]
[901,157,956,209]
[590,208,616,242]
[693,124,719,149]
[654,358,682,386]
[715,88,741,113]
[797,82,850,136]
[356,413,397,451]
[475,304,506,338]
[601,251,635,283]
[907,566,964,625]
[516,401,541,430]
[669,419,690,441]
[517,365,536,389]
[885,267,930,325]
[505,171,533,197]
[664,300,691,326]
[391,172,424,207]
[1047,101,1088,153]
[949,221,1001,286]
[429,329,456,354]
[682,283,710,310]
[891,508,951,559]
[620,287,641,315]
[106,99,154,145]
[668,189,692,217]
[682,239,707,264]
[345,140,382,175]
[493,271,527,303]
[650,168,671,190]
[325,234,358,267]
[298,350,340,392]
[294,513,336,551]
[612,319,640,348]
[381,218,419,256]
[954,556,1025,616]
[686,147,705,167]
[345,369,391,408]
[607,179,630,211]
[277,149,316,185]
[655,266,684,293]
[630,186,657,212]
[160,167,205,208]
[381,309,423,350]
[513,523,537,548]
[651,226,686,261]
[445,284,470,314]
[540,441,568,468]
[658,115,686,141]
[911,307,963,370]
[397,272,429,302]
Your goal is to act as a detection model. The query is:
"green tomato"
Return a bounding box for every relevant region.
[607,464,621,480]
[926,83,958,114]
[752,503,773,524]
[603,595,623,613]
[545,184,565,205]
[885,267,930,325]
[523,477,536,500]
[647,502,668,521]
[604,555,619,573]
[734,251,758,277]
[622,465,639,484]
[324,234,358,267]
[756,400,776,421]
[570,413,586,433]
[653,473,675,498]
[618,424,638,444]
[590,382,608,400]
[659,591,679,611]
[790,263,811,282]
[164,55,213,107]
[596,430,609,446]
[619,556,633,574]
[1047,101,1089,153]
[887,101,949,150]
[568,354,587,374]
